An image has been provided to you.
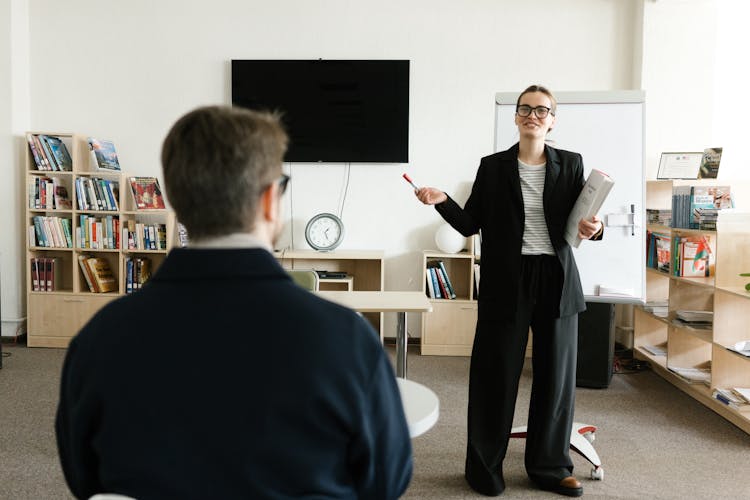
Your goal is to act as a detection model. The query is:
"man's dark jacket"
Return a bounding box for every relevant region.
[56,248,412,499]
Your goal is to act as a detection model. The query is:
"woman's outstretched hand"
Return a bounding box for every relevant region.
[415,187,447,206]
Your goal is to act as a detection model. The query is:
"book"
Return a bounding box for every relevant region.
[52,178,72,210]
[668,365,711,385]
[177,222,189,247]
[689,186,731,229]
[129,177,165,209]
[565,169,614,248]
[42,135,73,171]
[698,147,722,179]
[728,340,750,357]
[85,257,117,293]
[88,137,121,171]
[78,255,98,292]
[642,344,667,357]
[712,388,748,409]
[678,237,710,277]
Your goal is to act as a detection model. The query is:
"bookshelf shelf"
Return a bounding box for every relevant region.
[420,237,482,356]
[635,180,750,434]
[24,132,176,348]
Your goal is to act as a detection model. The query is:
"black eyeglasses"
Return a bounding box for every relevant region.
[516,105,554,119]
[278,174,291,195]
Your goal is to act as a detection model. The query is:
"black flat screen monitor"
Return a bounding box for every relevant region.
[231,59,409,163]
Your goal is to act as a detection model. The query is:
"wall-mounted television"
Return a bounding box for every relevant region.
[231,59,409,163]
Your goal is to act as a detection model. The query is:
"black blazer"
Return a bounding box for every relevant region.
[436,143,600,319]
[56,248,412,500]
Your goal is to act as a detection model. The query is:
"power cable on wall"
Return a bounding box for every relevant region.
[338,163,351,220]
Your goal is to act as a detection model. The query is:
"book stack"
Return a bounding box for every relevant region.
[29,216,73,248]
[670,235,712,277]
[646,208,672,226]
[125,257,152,293]
[712,387,750,410]
[30,257,62,292]
[728,340,750,357]
[77,214,120,250]
[671,186,692,229]
[122,221,167,250]
[77,255,117,293]
[646,230,671,272]
[689,186,731,229]
[425,260,456,299]
[28,177,72,210]
[668,364,711,385]
[75,177,120,211]
[672,310,713,329]
[26,133,73,171]
[642,300,668,318]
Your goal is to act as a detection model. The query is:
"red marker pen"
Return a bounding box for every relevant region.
[402,173,419,190]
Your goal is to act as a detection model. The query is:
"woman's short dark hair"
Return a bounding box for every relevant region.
[161,106,288,240]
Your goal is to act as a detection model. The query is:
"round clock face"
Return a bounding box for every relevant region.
[305,213,344,251]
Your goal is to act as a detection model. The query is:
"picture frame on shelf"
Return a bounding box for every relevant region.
[656,152,704,180]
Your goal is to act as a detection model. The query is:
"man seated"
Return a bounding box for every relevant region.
[56,106,412,499]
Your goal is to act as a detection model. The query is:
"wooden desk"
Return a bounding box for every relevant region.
[317,291,432,378]
[397,378,439,438]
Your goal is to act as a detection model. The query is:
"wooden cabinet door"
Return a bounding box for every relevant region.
[28,293,115,347]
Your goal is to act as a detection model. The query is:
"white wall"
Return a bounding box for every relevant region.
[4,0,641,337]
[1,0,30,337]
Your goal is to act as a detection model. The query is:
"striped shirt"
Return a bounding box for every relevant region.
[518,159,555,255]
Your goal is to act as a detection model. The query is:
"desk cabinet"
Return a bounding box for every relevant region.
[275,249,384,339]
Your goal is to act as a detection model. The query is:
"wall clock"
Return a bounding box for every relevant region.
[304,213,344,251]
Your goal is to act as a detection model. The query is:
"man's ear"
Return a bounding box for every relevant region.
[260,183,279,222]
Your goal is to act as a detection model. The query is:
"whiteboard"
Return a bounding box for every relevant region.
[494,91,645,304]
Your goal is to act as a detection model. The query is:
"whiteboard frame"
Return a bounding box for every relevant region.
[493,90,647,304]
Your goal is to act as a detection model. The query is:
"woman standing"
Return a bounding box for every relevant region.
[415,85,602,497]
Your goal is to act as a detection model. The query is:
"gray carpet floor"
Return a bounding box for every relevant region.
[1,343,749,499]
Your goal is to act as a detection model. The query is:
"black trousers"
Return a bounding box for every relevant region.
[465,254,578,496]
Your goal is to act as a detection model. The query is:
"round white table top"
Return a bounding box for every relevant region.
[397,378,440,438]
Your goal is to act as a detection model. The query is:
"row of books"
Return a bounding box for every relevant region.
[28,177,72,210]
[29,216,73,248]
[425,260,456,299]
[646,208,671,226]
[77,214,120,250]
[122,221,168,250]
[646,230,671,272]
[671,234,712,277]
[646,231,712,277]
[26,134,73,171]
[30,257,62,292]
[75,177,119,212]
[78,255,117,293]
[671,185,731,229]
[125,257,152,294]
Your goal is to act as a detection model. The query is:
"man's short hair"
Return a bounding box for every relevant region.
[161,105,288,240]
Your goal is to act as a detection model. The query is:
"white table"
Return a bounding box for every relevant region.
[317,291,432,378]
[397,378,440,437]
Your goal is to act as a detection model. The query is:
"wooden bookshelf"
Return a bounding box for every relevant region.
[635,180,750,434]
[25,132,175,347]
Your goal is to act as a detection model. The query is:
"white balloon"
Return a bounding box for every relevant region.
[435,223,465,254]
